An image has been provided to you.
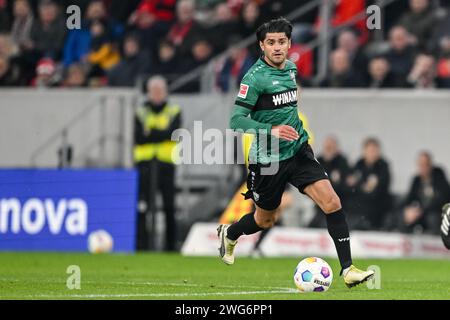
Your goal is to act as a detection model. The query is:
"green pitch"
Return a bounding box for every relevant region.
[0,252,449,300]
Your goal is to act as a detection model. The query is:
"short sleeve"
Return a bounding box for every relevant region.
[234,75,261,110]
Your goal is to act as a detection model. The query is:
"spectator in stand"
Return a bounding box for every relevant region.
[87,19,120,84]
[367,56,394,88]
[320,48,364,88]
[430,10,450,88]
[0,0,10,32]
[309,136,351,228]
[108,33,151,87]
[166,0,203,57]
[236,0,262,58]
[207,2,239,53]
[149,39,179,83]
[10,0,36,84]
[0,34,24,86]
[0,34,18,60]
[336,29,368,83]
[385,25,417,87]
[428,6,450,55]
[61,63,87,88]
[406,53,436,88]
[128,0,176,53]
[238,1,262,39]
[10,0,34,52]
[216,37,255,92]
[27,0,66,60]
[30,57,59,87]
[314,0,369,45]
[437,42,450,88]
[288,43,314,85]
[107,0,141,26]
[400,152,450,235]
[398,0,437,50]
[63,0,114,68]
[346,138,391,230]
[176,37,213,92]
[0,55,22,87]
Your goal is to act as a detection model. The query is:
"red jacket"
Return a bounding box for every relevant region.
[137,0,176,22]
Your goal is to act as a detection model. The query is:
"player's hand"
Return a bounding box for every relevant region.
[271,125,299,141]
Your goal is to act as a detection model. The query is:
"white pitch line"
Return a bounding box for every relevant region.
[9,289,299,299]
[111,281,293,291]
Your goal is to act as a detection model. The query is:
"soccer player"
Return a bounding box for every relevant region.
[217,18,374,288]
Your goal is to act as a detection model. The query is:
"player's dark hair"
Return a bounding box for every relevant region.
[256,17,293,42]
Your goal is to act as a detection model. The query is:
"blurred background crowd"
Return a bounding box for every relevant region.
[308,136,450,235]
[1,0,450,91]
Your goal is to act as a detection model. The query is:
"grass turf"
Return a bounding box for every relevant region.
[0,252,449,300]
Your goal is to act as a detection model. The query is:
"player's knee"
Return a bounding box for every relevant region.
[322,195,342,214]
[255,210,277,229]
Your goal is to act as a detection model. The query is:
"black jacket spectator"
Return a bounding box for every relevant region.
[320,49,364,88]
[148,40,179,84]
[29,2,66,59]
[385,26,417,87]
[108,34,151,87]
[347,157,391,230]
[309,153,351,228]
[319,153,351,201]
[403,168,450,223]
[400,153,450,234]
[367,57,396,88]
[398,0,436,50]
[0,56,21,86]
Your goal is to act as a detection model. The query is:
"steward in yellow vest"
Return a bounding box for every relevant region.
[134,76,181,251]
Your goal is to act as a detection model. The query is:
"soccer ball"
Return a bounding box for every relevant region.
[293,257,333,292]
[88,229,114,253]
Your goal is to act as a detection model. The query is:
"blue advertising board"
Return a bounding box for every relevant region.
[0,169,137,252]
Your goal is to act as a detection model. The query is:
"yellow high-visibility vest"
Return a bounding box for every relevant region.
[134,104,180,164]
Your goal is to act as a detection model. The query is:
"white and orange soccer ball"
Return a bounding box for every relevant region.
[87,229,114,254]
[293,257,333,292]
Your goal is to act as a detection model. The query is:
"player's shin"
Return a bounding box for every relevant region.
[226,212,263,241]
[325,208,353,274]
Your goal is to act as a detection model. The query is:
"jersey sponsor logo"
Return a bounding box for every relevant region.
[238,84,249,98]
[272,90,298,106]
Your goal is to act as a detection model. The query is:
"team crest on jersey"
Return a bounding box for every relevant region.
[238,84,249,98]
[290,70,296,83]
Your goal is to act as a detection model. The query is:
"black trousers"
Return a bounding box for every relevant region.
[136,160,176,251]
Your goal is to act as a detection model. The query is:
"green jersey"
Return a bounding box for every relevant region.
[230,57,309,164]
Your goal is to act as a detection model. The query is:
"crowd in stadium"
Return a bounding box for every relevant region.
[0,0,450,90]
[308,136,450,235]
